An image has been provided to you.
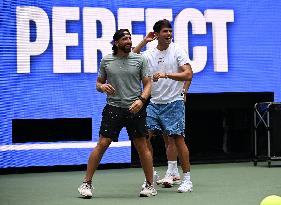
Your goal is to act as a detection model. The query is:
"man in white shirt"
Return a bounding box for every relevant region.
[133,19,193,193]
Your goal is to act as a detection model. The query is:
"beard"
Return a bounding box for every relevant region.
[119,44,132,53]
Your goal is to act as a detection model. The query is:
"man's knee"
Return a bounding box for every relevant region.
[133,137,148,151]
[97,137,112,150]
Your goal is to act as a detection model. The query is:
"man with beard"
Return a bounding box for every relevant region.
[133,20,193,193]
[78,29,156,198]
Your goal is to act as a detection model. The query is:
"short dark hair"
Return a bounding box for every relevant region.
[112,29,131,55]
[153,19,172,33]
[113,29,131,42]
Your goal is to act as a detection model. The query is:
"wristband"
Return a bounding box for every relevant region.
[138,95,147,103]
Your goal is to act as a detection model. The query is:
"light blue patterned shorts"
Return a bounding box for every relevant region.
[146,100,185,136]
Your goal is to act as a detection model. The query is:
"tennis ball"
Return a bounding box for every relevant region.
[260,195,281,205]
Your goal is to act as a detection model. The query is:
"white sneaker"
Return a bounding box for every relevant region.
[162,174,174,188]
[177,180,193,193]
[154,170,160,183]
[141,171,159,189]
[78,182,94,198]
[156,177,165,185]
[156,173,181,185]
[139,184,157,197]
[172,175,181,185]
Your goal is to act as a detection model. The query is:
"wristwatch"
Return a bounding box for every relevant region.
[181,89,187,96]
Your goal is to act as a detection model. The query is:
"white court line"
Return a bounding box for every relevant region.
[0,141,131,151]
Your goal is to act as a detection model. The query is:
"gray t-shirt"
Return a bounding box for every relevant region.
[98,52,150,108]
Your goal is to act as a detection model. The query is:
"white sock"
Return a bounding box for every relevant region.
[183,172,191,181]
[167,161,177,174]
[173,166,180,176]
[153,167,158,174]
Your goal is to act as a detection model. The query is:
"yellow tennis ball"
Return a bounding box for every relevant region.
[260,195,281,205]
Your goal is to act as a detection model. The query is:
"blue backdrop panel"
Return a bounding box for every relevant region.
[0,0,280,168]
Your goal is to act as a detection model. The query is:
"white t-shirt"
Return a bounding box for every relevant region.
[142,42,189,104]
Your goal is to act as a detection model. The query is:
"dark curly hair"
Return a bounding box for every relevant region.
[153,19,172,33]
[112,29,131,55]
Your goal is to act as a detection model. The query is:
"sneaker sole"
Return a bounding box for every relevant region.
[173,178,181,185]
[81,195,92,199]
[78,188,92,199]
[156,177,181,185]
[156,181,179,186]
[177,188,193,193]
[139,193,157,197]
[156,180,163,185]
[162,182,173,188]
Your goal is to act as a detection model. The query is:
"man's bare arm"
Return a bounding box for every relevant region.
[140,76,152,100]
[129,76,151,113]
[153,63,193,82]
[132,32,156,53]
[183,79,192,91]
[96,76,115,95]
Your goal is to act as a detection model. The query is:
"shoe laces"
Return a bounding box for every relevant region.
[145,184,155,190]
[82,182,92,189]
[180,180,192,188]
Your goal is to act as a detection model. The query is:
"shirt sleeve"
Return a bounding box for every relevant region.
[140,55,151,78]
[141,50,149,61]
[176,46,189,67]
[98,58,106,78]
